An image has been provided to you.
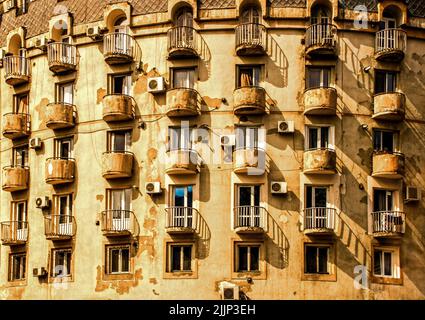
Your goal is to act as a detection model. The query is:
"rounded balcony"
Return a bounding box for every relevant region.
[305,24,337,58]
[167,27,200,59]
[2,165,29,192]
[375,29,407,62]
[103,33,141,65]
[2,113,30,139]
[102,94,135,122]
[1,221,28,245]
[372,92,405,121]
[233,206,267,233]
[4,56,30,86]
[303,207,336,235]
[101,151,133,179]
[45,157,75,185]
[165,207,199,234]
[233,147,266,175]
[235,23,267,56]
[47,42,77,74]
[303,87,337,116]
[166,88,200,117]
[44,215,76,240]
[303,148,337,175]
[233,86,266,115]
[101,210,139,237]
[372,211,405,238]
[45,103,76,129]
[165,149,201,175]
[372,152,404,179]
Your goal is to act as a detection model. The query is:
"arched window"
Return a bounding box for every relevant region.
[241,6,260,24]
[311,5,331,25]
[175,7,193,28]
[114,16,128,34]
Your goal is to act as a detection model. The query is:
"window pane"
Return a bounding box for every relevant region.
[318,247,329,274]
[250,246,260,271]
[320,127,329,148]
[238,246,248,271]
[254,185,260,206]
[374,250,382,275]
[373,131,382,151]
[305,246,317,273]
[121,249,130,273]
[187,186,193,207]
[384,252,392,276]
[314,188,327,208]
[308,69,321,88]
[113,76,124,94]
[322,69,330,87]
[174,187,185,207]
[239,68,253,87]
[306,186,313,208]
[375,72,386,94]
[386,73,396,92]
[308,128,318,149]
[113,132,126,151]
[172,246,181,271]
[182,246,192,271]
[169,128,181,150]
[238,187,252,206]
[110,249,120,273]
[13,256,20,279]
[382,131,394,152]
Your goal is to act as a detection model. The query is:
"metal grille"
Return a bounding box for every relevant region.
[339,0,377,11]
[408,0,425,18]
[199,0,235,9]
[269,0,306,8]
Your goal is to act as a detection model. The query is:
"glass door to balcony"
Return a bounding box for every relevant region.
[241,7,260,42]
[112,74,131,96]
[109,131,131,152]
[171,186,193,227]
[375,71,397,94]
[14,93,29,114]
[168,127,193,151]
[237,65,261,87]
[13,201,27,241]
[307,126,333,150]
[13,146,28,167]
[374,190,394,212]
[306,186,328,209]
[373,130,398,153]
[58,82,74,105]
[237,185,260,227]
[381,17,397,49]
[305,186,329,229]
[173,68,195,89]
[114,17,129,54]
[110,189,131,231]
[56,195,73,236]
[307,67,330,89]
[176,8,193,46]
[236,126,259,150]
[55,138,73,159]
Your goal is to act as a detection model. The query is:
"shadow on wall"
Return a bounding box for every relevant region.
[265,33,288,90]
[265,210,290,269]
[198,35,212,80]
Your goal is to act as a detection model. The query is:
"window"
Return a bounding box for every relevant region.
[9,253,26,281]
[307,67,331,89]
[235,126,261,149]
[241,7,260,24]
[12,145,28,167]
[54,137,73,159]
[306,126,334,150]
[168,126,194,151]
[237,65,261,87]
[109,74,131,95]
[56,82,74,105]
[11,201,28,241]
[235,244,260,272]
[176,7,193,27]
[106,245,130,274]
[17,0,30,16]
[375,71,397,94]
[237,185,260,207]
[14,93,29,114]
[305,186,328,209]
[54,194,73,221]
[106,189,132,231]
[113,16,128,34]
[167,244,193,272]
[107,131,131,152]
[311,5,331,25]
[373,248,400,278]
[172,185,193,207]
[51,248,72,278]
[373,130,398,153]
[172,68,195,89]
[373,189,394,212]
[305,245,330,274]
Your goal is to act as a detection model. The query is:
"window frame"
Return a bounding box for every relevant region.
[164,241,197,278]
[54,136,73,159]
[108,73,132,96]
[13,92,29,114]
[372,246,402,284]
[50,247,73,280]
[231,241,265,279]
[374,70,397,94]
[105,244,131,275]
[171,67,196,89]
[12,144,29,167]
[301,241,336,281]
[55,81,74,105]
[305,125,335,150]
[304,244,330,274]
[306,67,332,89]
[8,252,27,282]
[107,130,132,152]
[236,64,262,88]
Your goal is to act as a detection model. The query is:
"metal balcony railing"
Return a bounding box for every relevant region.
[233,206,267,230]
[372,211,405,234]
[165,206,199,230]
[167,26,199,54]
[235,23,267,49]
[4,55,30,79]
[375,28,407,54]
[304,207,336,230]
[101,210,138,236]
[306,23,337,49]
[47,42,77,67]
[103,33,141,61]
[44,214,76,239]
[1,221,28,244]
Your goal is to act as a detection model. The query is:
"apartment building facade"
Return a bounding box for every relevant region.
[0,0,424,299]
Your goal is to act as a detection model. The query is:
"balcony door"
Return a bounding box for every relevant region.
[111,74,131,96]
[241,7,261,43]
[14,93,29,114]
[13,145,28,167]
[381,17,397,49]
[237,65,261,87]
[58,82,74,105]
[109,131,131,152]
[307,67,330,89]
[236,126,259,150]
[373,130,398,153]
[175,8,193,46]
[55,194,73,236]
[113,17,129,54]
[171,186,193,227]
[236,185,260,227]
[375,71,396,94]
[172,68,195,89]
[109,189,131,231]
[168,127,193,151]
[306,186,328,209]
[12,201,27,241]
[373,190,394,212]
[305,186,329,228]
[55,138,73,159]
[306,126,334,150]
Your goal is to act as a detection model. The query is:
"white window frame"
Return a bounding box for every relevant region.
[305,125,335,150]
[57,82,74,105]
[109,130,131,152]
[236,185,260,207]
[373,247,400,279]
[51,248,72,278]
[9,253,26,281]
[55,137,73,159]
[107,245,131,274]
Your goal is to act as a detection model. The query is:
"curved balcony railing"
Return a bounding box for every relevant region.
[2,165,29,192]
[372,92,405,121]
[4,55,31,85]
[303,147,337,174]
[233,206,267,232]
[103,33,141,64]
[101,210,138,236]
[372,211,405,236]
[233,146,266,175]
[44,215,76,240]
[45,157,76,184]
[101,150,134,179]
[233,86,267,115]
[303,86,337,115]
[2,112,31,139]
[1,221,28,245]
[305,23,337,56]
[102,93,135,122]
[375,28,406,61]
[304,207,336,233]
[165,206,199,233]
[235,23,267,55]
[372,151,405,179]
[166,87,201,117]
[167,26,200,58]
[165,148,201,175]
[45,102,76,129]
[47,42,77,73]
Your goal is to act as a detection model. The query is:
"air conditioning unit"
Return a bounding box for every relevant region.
[271,181,288,194]
[86,26,102,39]
[6,0,16,11]
[278,121,295,133]
[33,267,48,277]
[147,77,166,94]
[220,135,235,146]
[219,282,239,300]
[35,37,48,50]
[29,137,42,149]
[35,196,50,209]
[406,186,421,202]
[145,182,161,194]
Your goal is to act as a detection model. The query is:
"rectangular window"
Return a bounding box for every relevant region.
[373,189,394,212]
[107,131,131,152]
[12,145,29,167]
[373,248,399,278]
[110,74,131,95]
[235,126,260,149]
[14,93,29,114]
[307,67,331,89]
[373,130,397,153]
[56,82,74,105]
[106,189,132,231]
[54,137,73,158]
[237,185,260,207]
[305,245,330,274]
[235,244,260,272]
[168,126,193,151]
[9,253,26,281]
[237,65,261,87]
[51,248,72,278]
[306,126,334,150]
[375,71,397,94]
[172,68,195,89]
[305,186,328,208]
[171,185,193,207]
[168,244,193,272]
[106,245,130,274]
